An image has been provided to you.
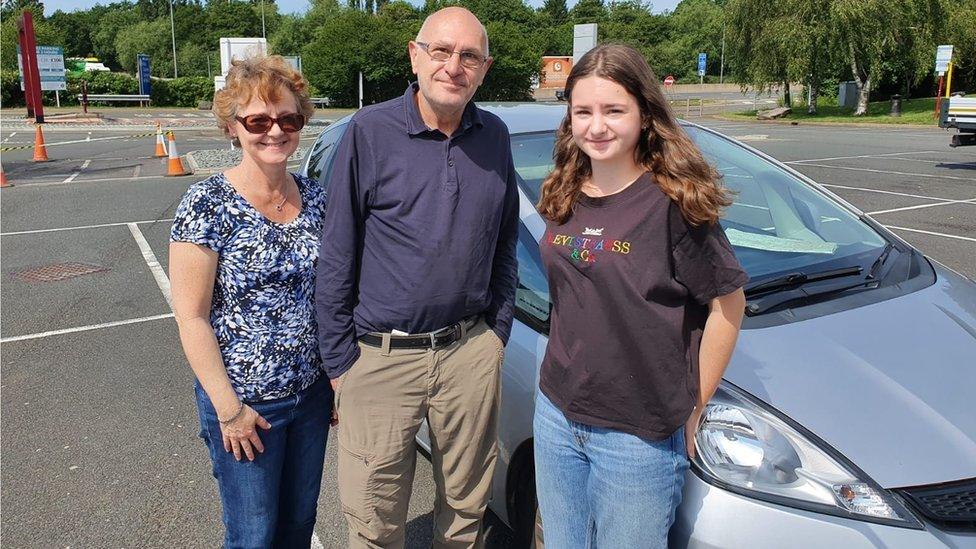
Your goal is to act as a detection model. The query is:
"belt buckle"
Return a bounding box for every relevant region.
[428,323,457,350]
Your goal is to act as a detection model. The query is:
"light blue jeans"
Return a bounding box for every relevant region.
[534,391,690,549]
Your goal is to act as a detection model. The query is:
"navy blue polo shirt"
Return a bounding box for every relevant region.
[315,83,519,378]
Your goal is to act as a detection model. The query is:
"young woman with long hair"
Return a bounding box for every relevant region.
[533,44,748,548]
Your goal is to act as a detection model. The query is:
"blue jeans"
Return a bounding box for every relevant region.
[196,375,333,549]
[534,391,689,549]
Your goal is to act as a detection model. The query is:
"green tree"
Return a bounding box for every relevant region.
[655,0,724,80]
[479,19,541,101]
[47,9,99,59]
[539,0,569,24]
[114,18,173,76]
[570,0,607,23]
[830,0,944,116]
[0,5,65,71]
[206,0,263,46]
[944,0,975,91]
[602,1,667,72]
[302,7,371,106]
[91,6,141,69]
[461,0,535,24]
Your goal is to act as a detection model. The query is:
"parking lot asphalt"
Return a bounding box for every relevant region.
[1,115,973,548]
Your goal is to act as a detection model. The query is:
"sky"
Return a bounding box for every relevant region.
[43,0,684,16]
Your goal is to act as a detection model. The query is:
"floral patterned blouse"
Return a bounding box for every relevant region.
[171,172,326,401]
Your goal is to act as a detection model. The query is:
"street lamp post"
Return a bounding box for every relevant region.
[169,0,178,78]
[261,0,266,39]
[720,22,725,84]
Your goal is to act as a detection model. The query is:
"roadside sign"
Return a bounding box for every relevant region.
[935,45,953,75]
[664,75,675,87]
[697,53,707,77]
[137,54,151,96]
[17,45,66,91]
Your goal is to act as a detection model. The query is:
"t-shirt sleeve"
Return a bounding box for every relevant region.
[670,203,749,304]
[170,184,226,253]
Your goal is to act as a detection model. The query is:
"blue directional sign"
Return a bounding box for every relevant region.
[698,52,707,76]
[137,54,151,96]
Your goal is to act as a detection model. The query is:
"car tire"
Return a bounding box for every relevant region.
[511,458,541,549]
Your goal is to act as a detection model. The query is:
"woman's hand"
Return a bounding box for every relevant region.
[684,405,703,459]
[220,404,272,461]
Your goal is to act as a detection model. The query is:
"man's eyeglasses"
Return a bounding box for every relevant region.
[415,42,488,70]
[234,113,306,134]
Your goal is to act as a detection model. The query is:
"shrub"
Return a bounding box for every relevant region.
[1,69,24,107]
[152,76,214,107]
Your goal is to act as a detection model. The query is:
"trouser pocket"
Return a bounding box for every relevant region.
[337,441,376,526]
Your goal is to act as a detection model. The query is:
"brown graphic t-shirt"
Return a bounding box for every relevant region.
[539,172,748,441]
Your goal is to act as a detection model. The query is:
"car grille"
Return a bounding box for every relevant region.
[898,478,976,531]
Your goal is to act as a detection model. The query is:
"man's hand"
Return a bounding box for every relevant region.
[330,374,345,426]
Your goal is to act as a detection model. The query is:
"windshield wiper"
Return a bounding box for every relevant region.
[745,277,875,316]
[744,266,864,297]
[867,242,895,280]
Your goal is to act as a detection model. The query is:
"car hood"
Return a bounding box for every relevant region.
[727,265,976,489]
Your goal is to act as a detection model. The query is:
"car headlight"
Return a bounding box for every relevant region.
[692,383,923,529]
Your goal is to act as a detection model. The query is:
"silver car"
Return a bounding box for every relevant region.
[303,104,976,548]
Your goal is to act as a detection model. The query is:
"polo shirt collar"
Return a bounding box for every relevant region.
[403,82,483,136]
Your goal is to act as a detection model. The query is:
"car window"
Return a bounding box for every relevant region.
[511,132,556,205]
[686,127,887,279]
[515,222,551,333]
[306,121,349,187]
[509,129,888,284]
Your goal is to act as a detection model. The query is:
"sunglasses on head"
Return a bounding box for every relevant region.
[234,113,306,134]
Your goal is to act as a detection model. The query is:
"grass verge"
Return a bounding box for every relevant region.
[721,96,941,125]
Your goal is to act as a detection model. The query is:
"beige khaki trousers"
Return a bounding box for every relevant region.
[336,318,503,549]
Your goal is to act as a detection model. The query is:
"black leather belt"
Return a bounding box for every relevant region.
[360,316,480,350]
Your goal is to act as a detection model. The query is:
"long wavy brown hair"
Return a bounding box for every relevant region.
[538,44,731,226]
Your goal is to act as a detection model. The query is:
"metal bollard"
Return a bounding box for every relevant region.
[81,80,89,114]
[890,94,902,117]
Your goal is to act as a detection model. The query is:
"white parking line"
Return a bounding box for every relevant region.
[133,164,141,178]
[819,183,961,202]
[128,223,173,310]
[2,131,16,143]
[13,174,190,188]
[62,159,91,183]
[861,156,973,166]
[884,225,976,243]
[798,163,976,182]
[1,218,174,236]
[868,199,976,216]
[311,533,324,549]
[20,134,153,148]
[0,313,175,344]
[788,150,941,163]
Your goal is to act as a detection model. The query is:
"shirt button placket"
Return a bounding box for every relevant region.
[445,139,458,193]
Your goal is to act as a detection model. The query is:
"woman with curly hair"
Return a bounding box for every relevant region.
[533,44,748,548]
[169,55,331,548]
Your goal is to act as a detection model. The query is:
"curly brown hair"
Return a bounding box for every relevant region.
[538,44,731,226]
[212,55,315,145]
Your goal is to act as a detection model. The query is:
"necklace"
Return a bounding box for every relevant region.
[274,188,288,212]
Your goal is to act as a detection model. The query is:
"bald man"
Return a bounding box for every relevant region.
[315,7,518,548]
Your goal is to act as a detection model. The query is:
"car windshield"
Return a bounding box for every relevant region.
[511,128,888,282]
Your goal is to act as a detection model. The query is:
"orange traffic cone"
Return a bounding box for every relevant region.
[153,121,167,157]
[33,126,49,162]
[166,131,187,176]
[0,161,11,188]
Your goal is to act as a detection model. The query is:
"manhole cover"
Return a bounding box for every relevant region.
[12,262,108,282]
